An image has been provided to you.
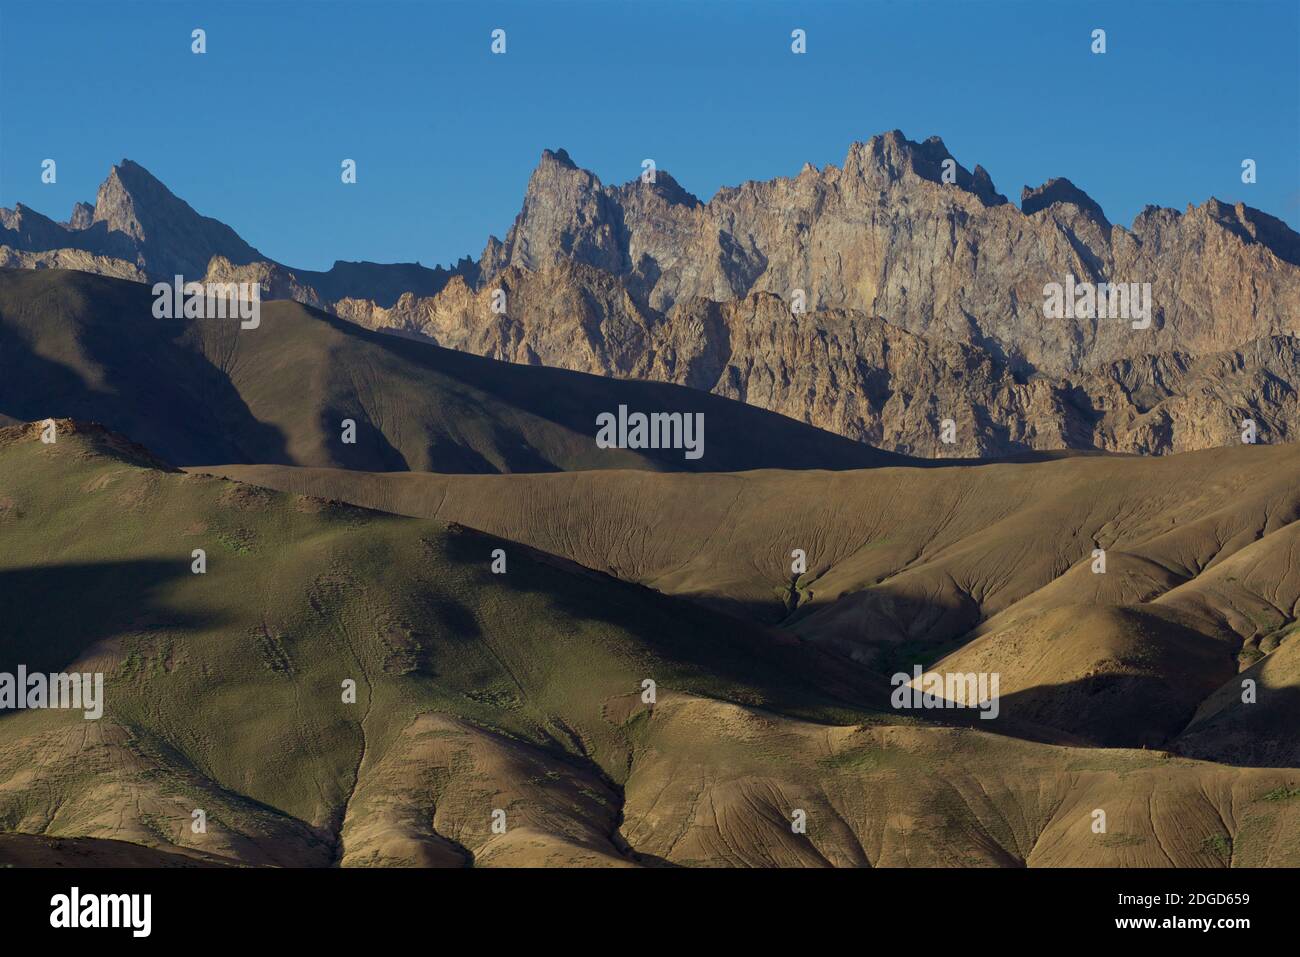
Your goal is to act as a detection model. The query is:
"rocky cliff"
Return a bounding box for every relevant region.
[478,132,1300,378]
[5,134,1298,457]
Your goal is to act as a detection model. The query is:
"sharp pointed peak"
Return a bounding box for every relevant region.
[847,130,1007,207]
[539,147,577,170]
[1194,196,1300,266]
[104,158,169,189]
[66,201,95,230]
[1021,177,1110,227]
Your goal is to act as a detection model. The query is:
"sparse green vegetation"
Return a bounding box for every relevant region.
[1200,834,1232,860]
[1261,786,1300,802]
[1099,834,1144,848]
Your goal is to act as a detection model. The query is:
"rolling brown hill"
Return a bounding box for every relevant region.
[0,268,903,473]
[200,439,1300,756]
[2,420,1298,868]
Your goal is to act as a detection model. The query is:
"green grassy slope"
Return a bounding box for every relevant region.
[2,420,1299,867]
[200,442,1300,753]
[0,420,879,866]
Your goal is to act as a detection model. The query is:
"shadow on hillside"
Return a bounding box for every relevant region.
[904,676,1300,770]
[437,526,1300,765]
[1169,681,1300,770]
[297,305,1120,471]
[0,272,290,466]
[437,524,895,721]
[884,674,1204,750]
[0,558,222,708]
[294,304,918,473]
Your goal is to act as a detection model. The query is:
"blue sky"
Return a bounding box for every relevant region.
[1,0,1296,271]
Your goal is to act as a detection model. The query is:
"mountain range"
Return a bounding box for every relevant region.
[1,411,1296,868]
[2,134,1299,870]
[5,130,1298,457]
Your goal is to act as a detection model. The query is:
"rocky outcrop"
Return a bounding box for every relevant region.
[478,131,1300,378]
[1021,177,1109,227]
[341,260,1298,457]
[0,245,146,281]
[66,201,95,230]
[203,255,477,312]
[203,255,329,310]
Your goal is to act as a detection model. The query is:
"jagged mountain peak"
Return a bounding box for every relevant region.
[1021,177,1110,227]
[846,130,1008,206]
[529,147,600,185]
[112,156,163,180]
[618,168,702,208]
[66,201,95,230]
[83,157,264,276]
[1124,197,1300,266]
[95,158,182,215]
[0,201,74,245]
[529,146,702,209]
[4,201,49,220]
[95,158,193,228]
[539,147,577,170]
[517,149,611,222]
[1197,197,1300,267]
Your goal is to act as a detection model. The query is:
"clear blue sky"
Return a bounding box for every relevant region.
[2,0,1296,271]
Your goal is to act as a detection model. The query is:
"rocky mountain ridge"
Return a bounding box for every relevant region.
[0,159,476,307]
[476,131,1300,377]
[4,132,1298,457]
[327,260,1297,456]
